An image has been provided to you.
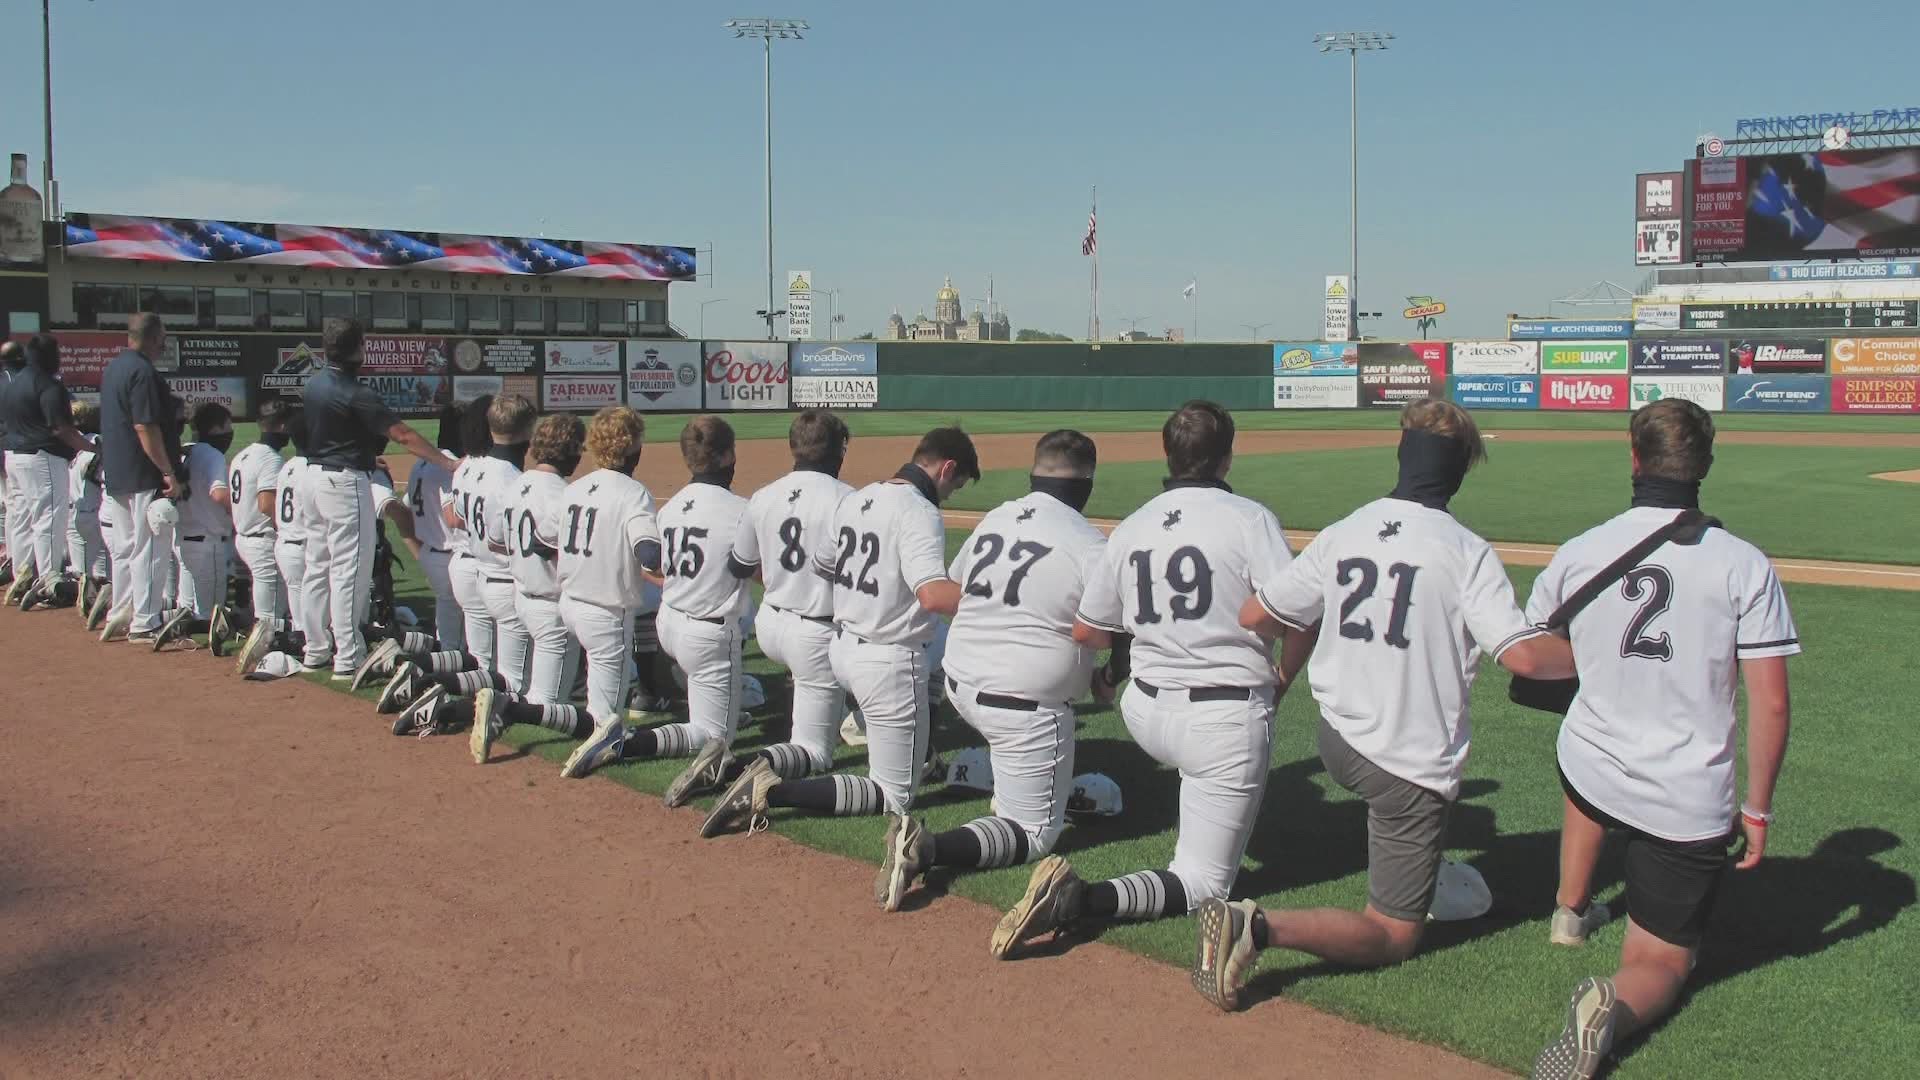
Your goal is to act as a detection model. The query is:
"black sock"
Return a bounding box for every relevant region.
[929,818,1029,869]
[1083,870,1186,921]
[632,652,667,701]
[1250,910,1270,950]
[1568,899,1590,917]
[501,701,592,738]
[437,699,477,730]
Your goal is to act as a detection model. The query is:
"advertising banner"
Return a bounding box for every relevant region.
[259,338,325,393]
[1727,374,1830,412]
[541,375,623,411]
[1630,376,1725,412]
[1273,341,1358,377]
[1323,275,1351,342]
[704,341,791,410]
[544,339,621,373]
[787,270,813,341]
[1541,341,1630,373]
[1833,376,1920,414]
[1448,374,1540,410]
[793,342,877,377]
[454,337,539,375]
[1769,261,1919,282]
[1636,219,1684,265]
[1730,339,1827,374]
[1632,338,1727,374]
[32,331,123,389]
[63,212,697,281]
[793,376,878,409]
[1831,337,1920,375]
[1273,376,1359,409]
[1636,171,1682,220]
[625,340,704,411]
[363,335,454,376]
[361,374,449,416]
[1509,319,1633,340]
[1633,303,1682,331]
[174,335,246,372]
[1689,157,1746,259]
[1686,150,1920,263]
[1357,342,1446,407]
[452,375,502,403]
[1449,340,1538,375]
[170,376,249,414]
[1542,374,1629,411]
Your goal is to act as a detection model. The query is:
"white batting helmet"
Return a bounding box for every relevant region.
[1427,859,1494,922]
[1067,773,1123,817]
[943,747,994,792]
[740,673,766,710]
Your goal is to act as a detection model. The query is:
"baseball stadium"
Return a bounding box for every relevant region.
[4,9,1919,1080]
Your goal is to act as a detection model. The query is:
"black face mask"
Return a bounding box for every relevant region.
[491,441,530,470]
[204,432,235,454]
[893,463,941,505]
[1030,475,1093,512]
[548,453,582,478]
[1631,475,1702,509]
[262,431,292,451]
[1388,428,1471,510]
[693,465,736,490]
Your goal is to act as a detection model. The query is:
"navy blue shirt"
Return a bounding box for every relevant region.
[101,348,172,496]
[303,365,399,471]
[0,363,78,459]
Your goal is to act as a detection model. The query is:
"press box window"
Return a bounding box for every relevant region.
[595,298,628,333]
[555,297,586,331]
[268,290,306,329]
[139,285,197,328]
[371,291,407,329]
[419,293,454,330]
[319,291,355,320]
[213,287,251,328]
[467,295,501,330]
[513,297,546,331]
[76,283,138,327]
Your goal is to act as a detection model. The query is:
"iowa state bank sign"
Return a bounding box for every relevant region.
[704,341,791,410]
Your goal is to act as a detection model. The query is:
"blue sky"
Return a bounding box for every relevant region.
[1,0,1915,340]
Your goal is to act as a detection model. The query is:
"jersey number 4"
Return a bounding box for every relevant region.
[1336,557,1419,649]
[963,533,1053,606]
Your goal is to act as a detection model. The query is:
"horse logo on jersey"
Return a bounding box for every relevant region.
[861,498,874,513]
[521,482,532,497]
[787,488,802,504]
[1017,507,1036,522]
[680,498,695,512]
[587,483,599,495]
[1162,509,1182,530]
[1378,521,1402,540]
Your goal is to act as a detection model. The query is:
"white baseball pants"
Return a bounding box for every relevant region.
[235,533,282,630]
[450,553,493,670]
[560,595,631,727]
[276,537,307,640]
[658,604,744,750]
[299,466,376,674]
[479,574,532,695]
[102,490,165,634]
[950,677,1076,859]
[67,510,108,582]
[754,603,843,771]
[829,629,933,815]
[417,547,464,653]
[173,531,230,619]
[4,451,70,582]
[515,591,578,706]
[1119,681,1275,911]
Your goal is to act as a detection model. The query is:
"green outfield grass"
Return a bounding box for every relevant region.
[948,442,1920,566]
[284,531,1918,1079]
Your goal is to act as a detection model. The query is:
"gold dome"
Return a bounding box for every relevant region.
[936,276,959,302]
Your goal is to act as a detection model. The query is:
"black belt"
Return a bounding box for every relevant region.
[455,551,474,559]
[280,538,303,546]
[182,535,206,543]
[1135,679,1258,703]
[315,464,373,473]
[771,604,833,625]
[485,576,513,585]
[833,624,926,650]
[948,677,1039,712]
[687,613,726,625]
[242,530,274,540]
[428,546,451,554]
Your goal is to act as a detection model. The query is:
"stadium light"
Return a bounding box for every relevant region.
[1314,30,1393,341]
[725,18,810,340]
[697,297,729,339]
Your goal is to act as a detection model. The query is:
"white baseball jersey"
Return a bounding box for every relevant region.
[944,491,1107,703]
[1258,498,1540,799]
[659,482,751,621]
[555,468,661,611]
[1078,482,1293,689]
[448,456,487,560]
[812,478,947,648]
[69,448,102,516]
[406,458,455,551]
[465,454,522,576]
[505,469,568,600]
[732,468,853,618]
[227,443,284,538]
[180,442,231,538]
[275,455,309,541]
[1527,507,1800,842]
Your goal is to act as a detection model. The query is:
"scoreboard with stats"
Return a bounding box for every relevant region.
[1680,300,1920,331]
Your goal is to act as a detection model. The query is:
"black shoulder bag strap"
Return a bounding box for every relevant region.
[1509,509,1718,714]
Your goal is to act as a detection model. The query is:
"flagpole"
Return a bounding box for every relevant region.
[1093,187,1101,341]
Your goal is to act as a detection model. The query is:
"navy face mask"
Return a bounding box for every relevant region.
[262,432,292,451]
[205,432,235,454]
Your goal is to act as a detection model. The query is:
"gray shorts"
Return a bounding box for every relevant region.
[1317,718,1451,922]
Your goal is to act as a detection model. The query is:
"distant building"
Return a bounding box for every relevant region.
[880,275,1011,341]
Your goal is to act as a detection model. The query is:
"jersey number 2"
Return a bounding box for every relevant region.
[832,528,881,596]
[963,533,1053,606]
[1619,566,1674,661]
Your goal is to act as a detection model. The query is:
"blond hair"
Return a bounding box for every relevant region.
[586,406,647,473]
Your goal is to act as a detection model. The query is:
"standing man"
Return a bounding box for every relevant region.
[226,398,291,658]
[2,334,93,607]
[993,401,1291,959]
[98,314,185,643]
[298,317,455,679]
[1190,399,1575,1010]
[701,410,854,838]
[1525,399,1796,1080]
[874,429,1112,912]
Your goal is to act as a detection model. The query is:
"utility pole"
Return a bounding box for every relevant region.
[725,18,809,340]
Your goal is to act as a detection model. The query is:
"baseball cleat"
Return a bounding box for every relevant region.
[99,608,133,642]
[376,661,423,714]
[16,575,48,611]
[207,606,233,657]
[1548,903,1612,946]
[76,576,93,622]
[662,738,732,808]
[86,585,114,631]
[5,569,35,607]
[990,856,1086,960]
[152,608,193,651]
[234,620,275,677]
[876,813,929,912]
[1191,898,1260,1012]
[393,684,448,737]
[700,756,779,838]
[1531,976,1618,1080]
[561,721,626,780]
[352,638,401,691]
[470,687,504,764]
[627,689,671,715]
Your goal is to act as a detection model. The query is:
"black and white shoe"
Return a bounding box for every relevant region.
[376,661,424,714]
[152,608,194,652]
[208,606,233,657]
[393,684,448,737]
[352,638,402,692]
[234,621,275,678]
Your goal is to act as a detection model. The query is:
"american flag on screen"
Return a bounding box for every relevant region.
[1748,150,1920,255]
[1081,206,1097,256]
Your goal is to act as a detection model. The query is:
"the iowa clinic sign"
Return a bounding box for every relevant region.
[704,341,790,410]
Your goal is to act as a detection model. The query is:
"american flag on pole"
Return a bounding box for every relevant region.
[1081,206,1097,256]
